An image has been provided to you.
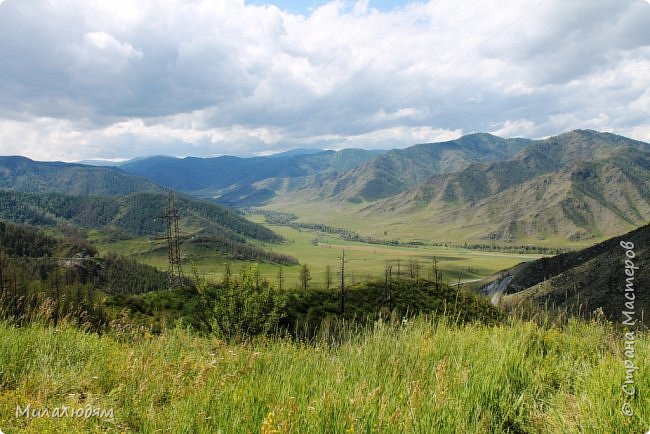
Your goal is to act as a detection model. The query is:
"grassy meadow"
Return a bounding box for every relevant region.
[0,316,647,433]
[91,219,542,290]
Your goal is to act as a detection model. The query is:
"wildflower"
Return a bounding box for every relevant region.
[261,411,280,434]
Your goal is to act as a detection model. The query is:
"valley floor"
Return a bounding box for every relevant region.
[0,317,647,433]
[261,197,599,250]
[92,218,543,290]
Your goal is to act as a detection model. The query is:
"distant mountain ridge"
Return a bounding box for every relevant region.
[120,149,380,204]
[362,130,650,242]
[0,155,298,263]
[296,133,533,203]
[0,156,163,196]
[366,130,650,209]
[121,134,532,205]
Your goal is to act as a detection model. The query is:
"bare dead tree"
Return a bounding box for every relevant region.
[276,267,284,291]
[385,263,393,311]
[299,264,311,291]
[339,249,347,316]
[324,264,332,290]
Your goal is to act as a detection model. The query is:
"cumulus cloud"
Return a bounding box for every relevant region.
[0,0,648,161]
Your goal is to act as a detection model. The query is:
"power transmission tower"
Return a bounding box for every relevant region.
[160,191,184,290]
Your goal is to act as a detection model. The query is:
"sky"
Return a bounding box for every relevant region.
[0,0,649,161]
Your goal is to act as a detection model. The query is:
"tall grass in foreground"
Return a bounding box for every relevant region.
[0,316,648,433]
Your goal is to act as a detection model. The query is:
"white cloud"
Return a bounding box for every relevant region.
[338,126,463,149]
[76,32,142,64]
[0,0,648,160]
[491,120,537,138]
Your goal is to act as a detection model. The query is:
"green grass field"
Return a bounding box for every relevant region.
[91,219,542,290]
[1,317,647,433]
[260,219,542,286]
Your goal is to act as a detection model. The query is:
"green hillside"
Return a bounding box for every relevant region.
[3,222,645,433]
[0,190,296,265]
[482,223,650,321]
[0,156,163,196]
[0,190,277,240]
[0,221,169,328]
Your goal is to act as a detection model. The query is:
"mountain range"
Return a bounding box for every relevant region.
[120,148,381,206]
[120,134,532,204]
[292,133,533,202]
[1,129,649,245]
[364,131,650,242]
[2,131,648,332]
[118,129,650,244]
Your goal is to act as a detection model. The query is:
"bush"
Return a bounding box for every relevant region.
[197,264,287,340]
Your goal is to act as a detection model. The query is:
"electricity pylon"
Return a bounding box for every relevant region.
[159,191,184,290]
